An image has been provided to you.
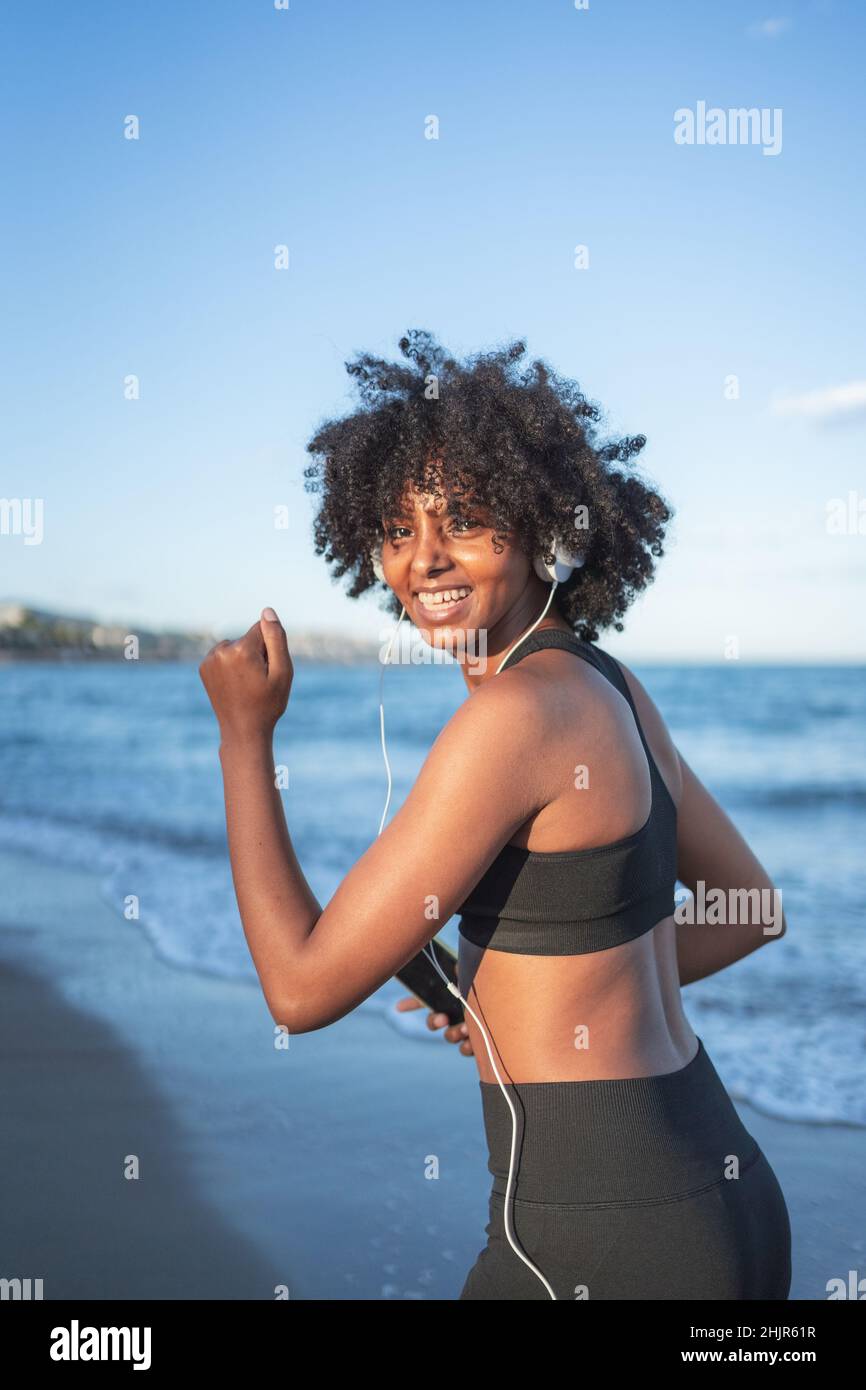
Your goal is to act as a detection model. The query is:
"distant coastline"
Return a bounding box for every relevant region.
[0,602,379,665]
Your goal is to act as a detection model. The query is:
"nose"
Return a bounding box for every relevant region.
[408,521,454,586]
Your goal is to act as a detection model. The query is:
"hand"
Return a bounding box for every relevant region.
[199,607,293,742]
[395,995,474,1056]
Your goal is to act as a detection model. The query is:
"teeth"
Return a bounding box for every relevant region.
[417,587,471,606]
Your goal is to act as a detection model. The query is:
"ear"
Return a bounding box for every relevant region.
[371,545,385,582]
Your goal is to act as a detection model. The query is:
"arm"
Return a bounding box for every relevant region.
[673,751,786,985]
[201,609,549,1034]
[616,661,786,987]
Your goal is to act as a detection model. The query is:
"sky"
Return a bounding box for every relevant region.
[1,0,864,661]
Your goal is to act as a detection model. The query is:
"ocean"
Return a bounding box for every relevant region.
[1,656,864,1127]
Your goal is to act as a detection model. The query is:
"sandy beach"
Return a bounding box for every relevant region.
[1,845,863,1301]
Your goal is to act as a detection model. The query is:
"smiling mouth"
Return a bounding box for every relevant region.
[414,586,473,620]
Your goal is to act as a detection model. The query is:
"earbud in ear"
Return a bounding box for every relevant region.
[533,542,585,584]
[371,545,385,582]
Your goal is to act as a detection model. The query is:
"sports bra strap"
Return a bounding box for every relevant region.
[499,629,671,803]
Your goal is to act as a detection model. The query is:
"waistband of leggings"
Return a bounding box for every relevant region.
[478,1037,759,1205]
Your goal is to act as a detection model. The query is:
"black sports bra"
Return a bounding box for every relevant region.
[456,630,678,956]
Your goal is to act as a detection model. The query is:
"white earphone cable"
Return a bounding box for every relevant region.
[494,579,558,675]
[377,582,561,1299]
[378,604,407,836]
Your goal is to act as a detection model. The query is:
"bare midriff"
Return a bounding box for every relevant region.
[457,914,699,1084]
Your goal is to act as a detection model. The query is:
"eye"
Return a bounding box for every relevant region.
[450,515,481,534]
[384,524,412,542]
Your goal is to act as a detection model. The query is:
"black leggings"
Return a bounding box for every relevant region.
[459,1038,792,1301]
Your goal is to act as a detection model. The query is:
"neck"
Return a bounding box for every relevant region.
[460,589,573,693]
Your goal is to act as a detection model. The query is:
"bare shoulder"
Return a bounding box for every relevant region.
[440,659,558,750]
[608,656,684,806]
[405,661,559,837]
[425,657,570,788]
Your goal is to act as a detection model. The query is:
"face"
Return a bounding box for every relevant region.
[379,478,541,659]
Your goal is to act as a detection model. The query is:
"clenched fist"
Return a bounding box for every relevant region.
[199,607,293,743]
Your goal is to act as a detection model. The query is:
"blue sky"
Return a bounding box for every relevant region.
[1,0,864,660]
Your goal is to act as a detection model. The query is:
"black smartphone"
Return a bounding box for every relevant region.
[395,936,464,1026]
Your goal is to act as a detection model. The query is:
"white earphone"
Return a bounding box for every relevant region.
[371,551,386,582]
[376,539,582,1301]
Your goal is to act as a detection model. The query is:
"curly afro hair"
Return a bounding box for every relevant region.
[303,330,672,642]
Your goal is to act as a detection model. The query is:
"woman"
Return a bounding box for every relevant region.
[199,330,792,1300]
